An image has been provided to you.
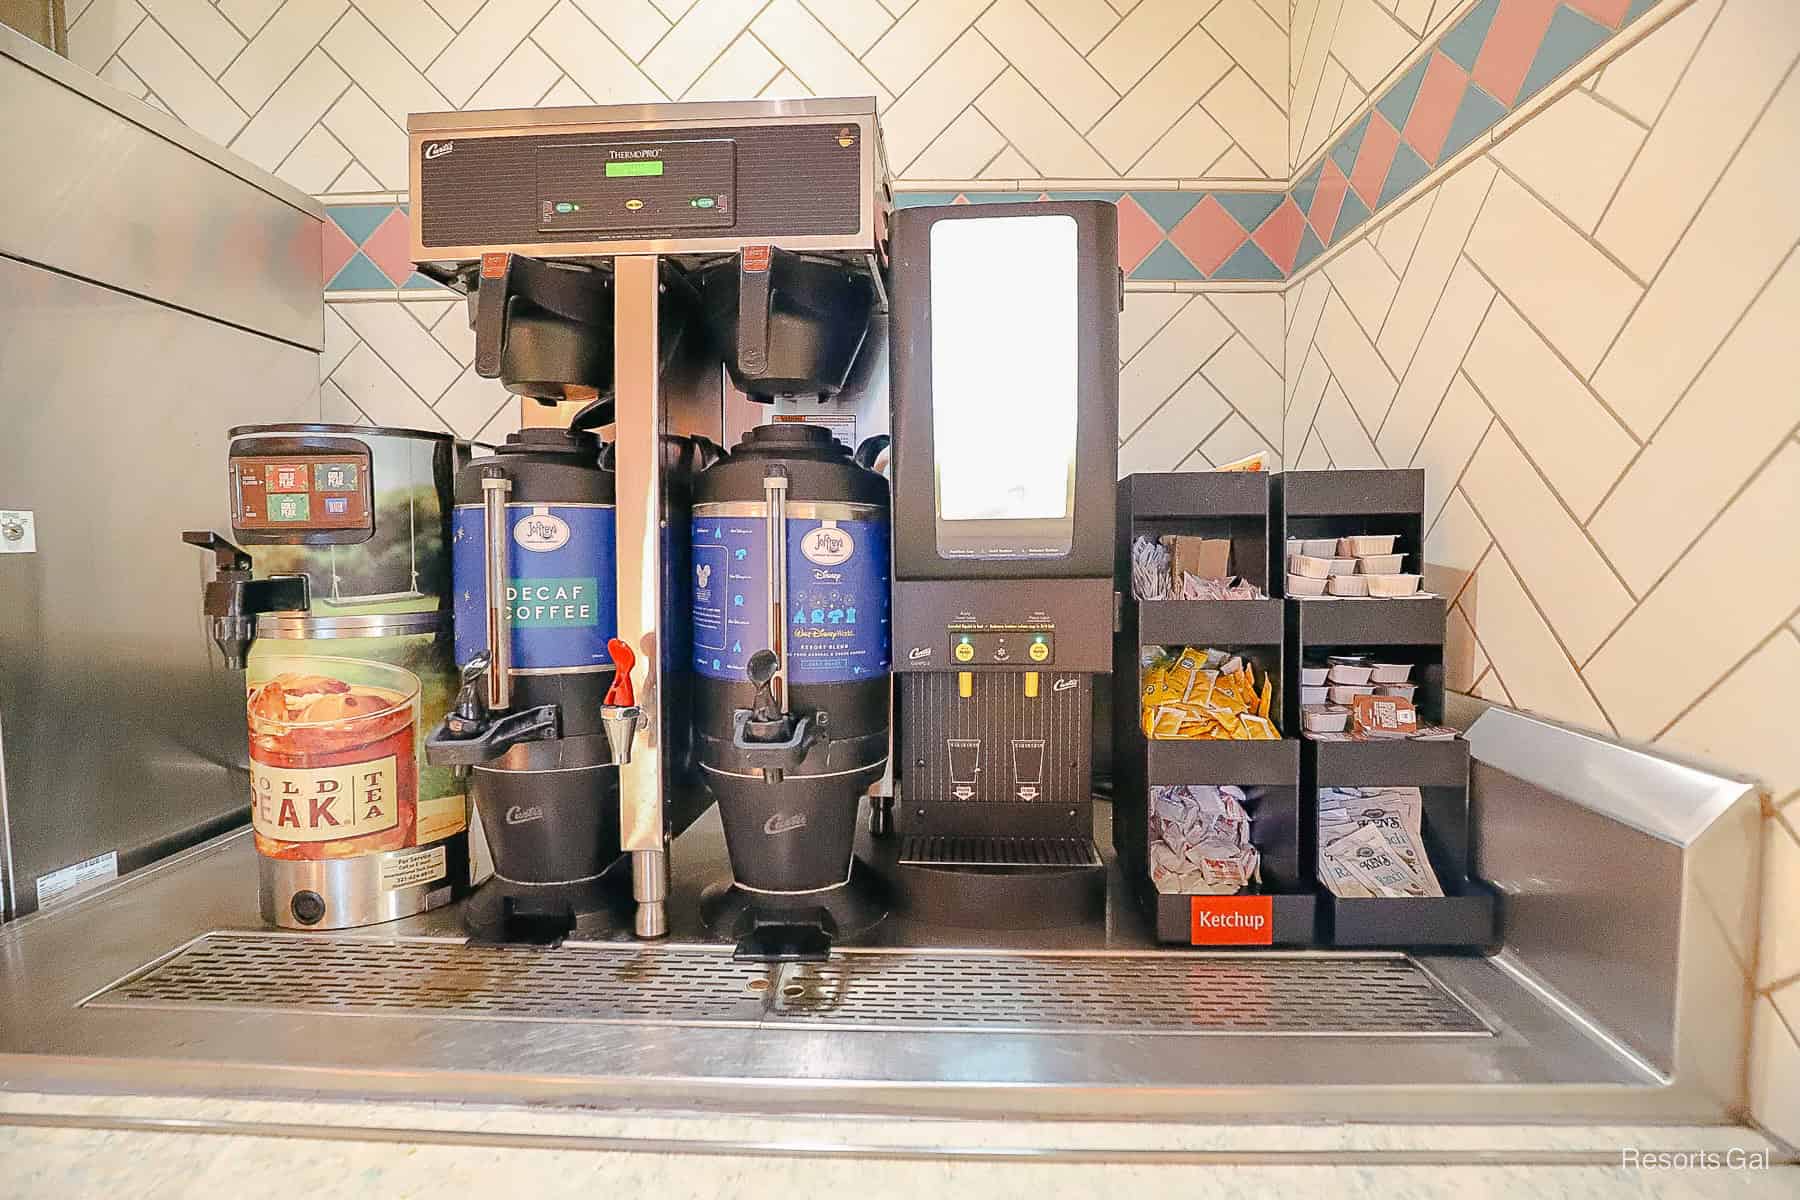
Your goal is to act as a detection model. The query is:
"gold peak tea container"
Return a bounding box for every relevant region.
[246,617,470,929]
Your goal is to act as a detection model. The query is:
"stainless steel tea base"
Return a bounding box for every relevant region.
[258,834,470,930]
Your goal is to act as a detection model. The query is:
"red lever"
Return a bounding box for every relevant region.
[605,638,636,706]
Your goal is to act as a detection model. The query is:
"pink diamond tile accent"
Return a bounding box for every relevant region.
[1115,193,1166,274]
[1307,161,1349,242]
[321,220,356,286]
[1251,197,1306,273]
[1566,0,1632,28]
[1473,0,1561,107]
[1350,113,1403,210]
[362,209,416,287]
[952,193,970,204]
[1168,195,1249,277]
[1403,51,1472,165]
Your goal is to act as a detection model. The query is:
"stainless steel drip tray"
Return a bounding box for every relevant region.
[86,933,1489,1038]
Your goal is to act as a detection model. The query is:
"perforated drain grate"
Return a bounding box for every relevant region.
[87,934,1490,1037]
[899,836,1103,868]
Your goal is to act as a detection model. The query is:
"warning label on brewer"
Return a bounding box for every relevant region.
[381,844,448,891]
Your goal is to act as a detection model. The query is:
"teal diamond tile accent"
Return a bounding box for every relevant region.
[1293,160,1326,214]
[894,192,960,208]
[1130,240,1206,281]
[329,251,395,291]
[1377,142,1432,210]
[1440,82,1507,161]
[1625,0,1658,21]
[1215,192,1284,229]
[1377,55,1432,132]
[1331,113,1371,176]
[1518,7,1610,103]
[327,204,395,245]
[1440,0,1500,70]
[1293,224,1326,272]
[1331,188,1371,244]
[1133,191,1209,230]
[1048,190,1126,202]
[401,273,449,291]
[1214,241,1283,282]
[959,192,1044,204]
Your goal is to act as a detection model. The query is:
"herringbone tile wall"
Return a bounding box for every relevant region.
[1280,0,1800,1135]
[66,0,1292,188]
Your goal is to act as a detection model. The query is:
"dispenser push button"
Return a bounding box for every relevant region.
[957,671,973,699]
[1024,672,1039,699]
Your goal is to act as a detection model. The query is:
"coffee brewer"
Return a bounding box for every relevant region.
[407,98,892,943]
[185,424,472,930]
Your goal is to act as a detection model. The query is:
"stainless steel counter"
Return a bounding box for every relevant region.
[0,796,1719,1126]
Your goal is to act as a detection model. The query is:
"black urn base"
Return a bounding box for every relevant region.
[462,858,634,945]
[699,857,891,960]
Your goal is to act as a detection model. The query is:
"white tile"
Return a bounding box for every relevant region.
[331,342,451,431]
[1117,372,1231,474]
[1118,295,1234,435]
[276,125,353,194]
[1295,53,1350,167]
[404,299,457,331]
[432,304,476,365]
[1410,369,1491,527]
[1329,0,1417,92]
[141,0,244,75]
[1372,189,1432,277]
[1119,292,1190,364]
[1587,442,1800,738]
[321,305,359,378]
[1283,271,1330,388]
[1664,633,1800,823]
[338,301,463,401]
[428,0,559,107]
[1594,0,1800,281]
[1203,145,1261,177]
[1202,412,1276,469]
[1463,172,1640,377]
[536,1,665,105]
[1389,0,1430,35]
[752,0,893,105]
[71,0,145,78]
[1200,334,1281,447]
[1490,88,1646,235]
[229,48,349,174]
[330,159,383,192]
[1282,345,1331,458]
[433,364,511,439]
[475,397,524,446]
[320,377,366,425]
[1424,0,1461,32]
[1461,299,1636,522]
[573,0,671,60]
[1323,238,1397,337]
[1198,65,1286,177]
[350,0,455,70]
[1289,0,1345,162]
[903,105,1006,177]
[1463,550,1611,731]
[1444,598,1488,691]
[1591,254,1800,594]
[1205,292,1282,370]
[799,0,894,55]
[539,75,594,106]
[974,69,1112,177]
[1461,425,1633,663]
[466,38,560,110]
[1594,64,1800,439]
[218,0,281,39]
[1252,0,1284,32]
[758,68,814,99]
[862,0,989,94]
[322,85,409,189]
[1377,256,1491,469]
[681,32,782,102]
[98,55,149,99]
[1424,485,1488,603]
[1202,0,1286,112]
[1091,26,1231,171]
[1593,0,1720,126]
[118,18,247,146]
[220,0,349,114]
[323,9,451,123]
[425,0,484,30]
[1471,667,1513,705]
[874,27,1004,169]
[1312,291,1396,431]
[1293,427,1332,469]
[1312,379,1381,467]
[1329,71,1367,129]
[1749,991,1800,1147]
[977,0,1116,131]
[1131,104,1233,177]
[1028,0,1120,53]
[1088,0,1205,92]
[1377,159,1494,372]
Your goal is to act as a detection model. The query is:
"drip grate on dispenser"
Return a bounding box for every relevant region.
[87,933,1490,1037]
[898,835,1103,868]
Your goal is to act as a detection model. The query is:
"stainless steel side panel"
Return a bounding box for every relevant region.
[0,260,319,919]
[0,23,322,348]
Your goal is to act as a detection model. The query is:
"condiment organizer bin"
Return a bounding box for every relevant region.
[1113,472,1314,946]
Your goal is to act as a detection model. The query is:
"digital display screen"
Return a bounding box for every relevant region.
[606,160,665,177]
[268,494,311,522]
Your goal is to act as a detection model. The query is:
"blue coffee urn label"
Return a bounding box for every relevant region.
[453,504,617,671]
[691,513,889,683]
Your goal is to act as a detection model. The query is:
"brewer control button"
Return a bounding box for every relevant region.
[1028,641,1049,662]
[992,646,1010,661]
[290,890,326,926]
[953,641,975,663]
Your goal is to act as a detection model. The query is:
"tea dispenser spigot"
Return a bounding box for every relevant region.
[181,531,309,668]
